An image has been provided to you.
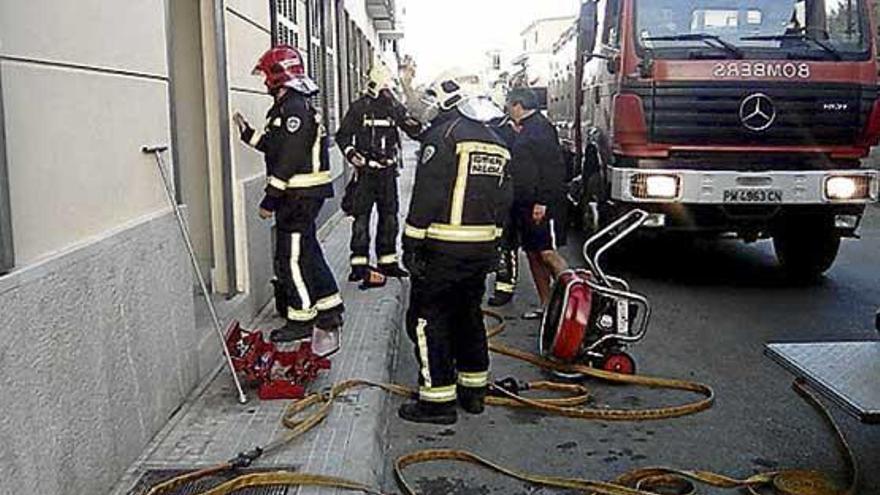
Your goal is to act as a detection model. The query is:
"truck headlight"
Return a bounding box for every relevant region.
[824,175,871,201]
[631,174,681,200]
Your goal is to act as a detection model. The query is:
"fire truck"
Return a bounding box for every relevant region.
[549,0,880,278]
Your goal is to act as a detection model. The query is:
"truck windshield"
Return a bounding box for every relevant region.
[636,0,869,60]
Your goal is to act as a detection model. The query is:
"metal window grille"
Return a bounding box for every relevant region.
[272,0,298,47]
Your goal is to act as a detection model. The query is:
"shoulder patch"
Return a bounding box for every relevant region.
[421,145,436,165]
[286,116,302,134]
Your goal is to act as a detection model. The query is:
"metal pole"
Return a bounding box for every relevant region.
[143,145,248,404]
[0,63,14,274]
[211,0,239,297]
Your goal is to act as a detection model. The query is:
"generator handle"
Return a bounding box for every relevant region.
[582,283,651,352]
[582,209,649,286]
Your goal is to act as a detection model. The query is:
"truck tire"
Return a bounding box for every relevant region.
[772,214,841,281]
[580,169,605,235]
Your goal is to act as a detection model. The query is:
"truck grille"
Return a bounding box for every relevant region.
[632,82,876,146]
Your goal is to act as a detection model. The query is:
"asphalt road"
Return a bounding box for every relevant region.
[382,205,880,495]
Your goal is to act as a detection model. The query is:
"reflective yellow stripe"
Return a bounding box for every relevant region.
[450,146,470,225]
[457,141,511,161]
[289,233,313,316]
[419,385,457,403]
[458,371,489,388]
[495,282,515,293]
[404,224,428,240]
[495,227,504,239]
[312,117,325,175]
[287,171,333,188]
[350,256,369,266]
[288,307,318,322]
[316,293,343,311]
[415,318,432,388]
[378,254,398,265]
[426,224,499,243]
[249,130,264,147]
[267,176,288,191]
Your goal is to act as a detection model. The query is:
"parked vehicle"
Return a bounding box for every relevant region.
[549,0,880,278]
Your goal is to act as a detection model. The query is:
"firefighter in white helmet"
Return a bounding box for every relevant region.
[399,77,513,424]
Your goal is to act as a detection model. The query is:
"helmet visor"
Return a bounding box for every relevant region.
[457,96,505,123]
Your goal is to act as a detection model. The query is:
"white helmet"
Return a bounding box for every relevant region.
[422,73,504,123]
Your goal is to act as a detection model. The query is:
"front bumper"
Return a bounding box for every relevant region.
[610,168,879,205]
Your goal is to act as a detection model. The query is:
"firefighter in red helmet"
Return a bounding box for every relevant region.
[233,45,343,357]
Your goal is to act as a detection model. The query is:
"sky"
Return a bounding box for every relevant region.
[399,0,580,84]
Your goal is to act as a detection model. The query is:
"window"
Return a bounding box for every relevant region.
[272,0,298,46]
[492,53,501,70]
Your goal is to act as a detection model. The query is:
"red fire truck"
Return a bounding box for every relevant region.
[549,0,880,278]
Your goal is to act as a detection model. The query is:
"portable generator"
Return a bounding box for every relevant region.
[539,209,651,377]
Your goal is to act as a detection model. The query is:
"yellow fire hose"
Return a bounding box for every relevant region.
[145,310,857,495]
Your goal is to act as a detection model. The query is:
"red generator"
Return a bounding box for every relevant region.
[539,209,651,377]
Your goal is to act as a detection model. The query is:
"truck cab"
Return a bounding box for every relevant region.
[552,0,880,278]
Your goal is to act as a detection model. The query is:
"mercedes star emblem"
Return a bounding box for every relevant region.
[739,93,777,132]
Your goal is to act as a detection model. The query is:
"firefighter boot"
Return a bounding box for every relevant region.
[487,291,513,307]
[348,265,369,282]
[379,263,410,278]
[270,320,313,343]
[458,386,487,415]
[398,400,457,425]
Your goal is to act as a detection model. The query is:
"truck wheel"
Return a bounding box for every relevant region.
[772,215,841,281]
[580,170,604,235]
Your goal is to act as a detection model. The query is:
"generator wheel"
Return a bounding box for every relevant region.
[602,352,636,375]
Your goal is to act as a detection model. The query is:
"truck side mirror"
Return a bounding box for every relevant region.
[579,1,599,58]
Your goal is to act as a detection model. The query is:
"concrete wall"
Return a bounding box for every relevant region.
[0,211,196,495]
[0,0,171,266]
[0,2,384,494]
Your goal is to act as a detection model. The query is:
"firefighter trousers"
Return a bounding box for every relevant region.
[494,210,519,295]
[406,254,495,404]
[349,167,400,267]
[274,198,344,327]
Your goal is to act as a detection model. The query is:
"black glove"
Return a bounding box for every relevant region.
[403,244,427,279]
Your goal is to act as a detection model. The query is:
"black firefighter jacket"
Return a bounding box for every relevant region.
[241,91,333,211]
[335,94,422,167]
[404,111,514,260]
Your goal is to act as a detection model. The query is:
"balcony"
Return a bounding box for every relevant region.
[366,0,395,31]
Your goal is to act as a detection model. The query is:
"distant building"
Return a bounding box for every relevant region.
[511,15,576,104]
[0,1,401,494]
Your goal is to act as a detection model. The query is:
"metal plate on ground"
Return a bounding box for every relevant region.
[766,341,880,424]
[127,468,298,495]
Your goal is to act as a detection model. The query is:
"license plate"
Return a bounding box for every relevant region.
[723,189,783,203]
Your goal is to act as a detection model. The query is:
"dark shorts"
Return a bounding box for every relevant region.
[514,202,565,253]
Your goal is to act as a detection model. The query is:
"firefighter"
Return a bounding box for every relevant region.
[233,45,343,357]
[336,63,423,282]
[398,78,512,425]
[487,114,520,307]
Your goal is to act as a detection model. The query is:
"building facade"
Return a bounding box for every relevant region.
[511,15,576,104]
[0,1,398,494]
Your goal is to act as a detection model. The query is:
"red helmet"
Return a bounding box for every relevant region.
[252,45,317,94]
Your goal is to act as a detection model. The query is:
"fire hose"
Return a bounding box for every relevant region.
[144,310,857,495]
